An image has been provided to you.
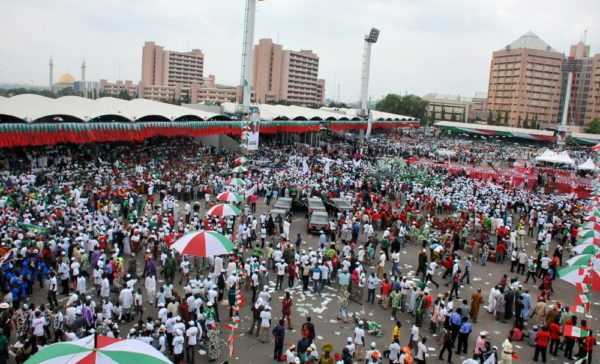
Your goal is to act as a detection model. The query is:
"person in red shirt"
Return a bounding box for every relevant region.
[548,318,561,356]
[380,278,392,309]
[534,326,550,363]
[583,330,597,364]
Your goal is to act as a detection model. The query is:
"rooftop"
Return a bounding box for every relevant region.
[503,31,558,52]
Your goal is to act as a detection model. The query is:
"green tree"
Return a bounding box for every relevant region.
[487,110,493,125]
[375,93,429,123]
[450,113,456,121]
[441,107,446,120]
[518,114,522,128]
[504,111,509,126]
[533,114,538,129]
[523,113,529,129]
[118,89,131,101]
[585,118,600,134]
[328,101,348,108]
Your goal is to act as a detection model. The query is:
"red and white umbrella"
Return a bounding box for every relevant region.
[171,231,235,257]
[581,221,600,231]
[231,166,248,174]
[207,203,241,217]
[592,144,600,152]
[226,178,246,186]
[217,191,243,203]
[25,334,172,363]
[234,156,248,165]
[559,265,600,292]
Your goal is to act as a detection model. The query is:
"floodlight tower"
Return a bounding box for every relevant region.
[239,0,260,114]
[359,28,379,142]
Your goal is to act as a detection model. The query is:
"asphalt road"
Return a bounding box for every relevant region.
[30,196,599,364]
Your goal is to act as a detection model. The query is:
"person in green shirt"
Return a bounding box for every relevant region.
[0,328,9,364]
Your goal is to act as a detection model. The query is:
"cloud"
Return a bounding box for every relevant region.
[0,0,598,102]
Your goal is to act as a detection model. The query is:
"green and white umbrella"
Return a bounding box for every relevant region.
[226,178,246,186]
[231,166,248,174]
[217,191,243,203]
[234,156,249,165]
[171,231,234,257]
[581,221,600,231]
[559,265,600,292]
[25,335,172,364]
[579,229,600,239]
[207,203,241,217]
[572,243,600,255]
[566,254,600,270]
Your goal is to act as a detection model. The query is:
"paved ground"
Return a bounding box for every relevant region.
[32,196,599,364]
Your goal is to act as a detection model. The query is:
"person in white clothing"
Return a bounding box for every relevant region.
[260,306,272,343]
[144,274,156,305]
[185,321,199,363]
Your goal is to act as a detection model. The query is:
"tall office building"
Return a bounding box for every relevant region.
[584,55,600,125]
[485,32,564,127]
[141,41,204,87]
[252,38,325,105]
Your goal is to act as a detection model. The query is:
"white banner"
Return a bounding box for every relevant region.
[244,106,260,151]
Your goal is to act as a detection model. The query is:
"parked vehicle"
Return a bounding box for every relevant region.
[307,210,329,234]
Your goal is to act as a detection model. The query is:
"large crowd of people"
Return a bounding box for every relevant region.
[0,129,596,364]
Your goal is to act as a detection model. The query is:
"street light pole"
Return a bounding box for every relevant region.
[359,28,379,143]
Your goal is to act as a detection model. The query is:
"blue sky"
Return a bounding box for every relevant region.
[0,0,598,102]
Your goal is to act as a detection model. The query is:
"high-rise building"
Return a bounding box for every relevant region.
[424,93,472,122]
[585,55,600,125]
[485,32,564,127]
[252,38,325,105]
[561,41,600,126]
[141,41,204,87]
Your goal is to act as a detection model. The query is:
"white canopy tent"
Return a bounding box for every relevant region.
[578,158,597,171]
[535,149,575,166]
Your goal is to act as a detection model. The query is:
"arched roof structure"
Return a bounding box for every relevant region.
[0,94,229,122]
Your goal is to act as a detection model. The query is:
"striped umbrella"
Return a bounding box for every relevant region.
[171,231,234,257]
[231,166,248,174]
[576,237,600,246]
[25,335,172,364]
[573,243,600,255]
[234,156,248,165]
[207,203,241,217]
[566,254,600,270]
[581,221,600,231]
[559,265,600,292]
[579,229,600,240]
[226,178,246,186]
[217,191,243,203]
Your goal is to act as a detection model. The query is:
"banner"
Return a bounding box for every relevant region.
[243,106,260,151]
[17,222,49,235]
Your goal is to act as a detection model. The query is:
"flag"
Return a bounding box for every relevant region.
[17,222,49,235]
[575,355,588,364]
[365,110,372,139]
[573,294,590,305]
[576,282,589,294]
[483,353,495,364]
[568,305,587,314]
[563,325,589,338]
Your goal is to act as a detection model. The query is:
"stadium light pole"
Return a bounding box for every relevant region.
[359,28,379,143]
[239,0,261,115]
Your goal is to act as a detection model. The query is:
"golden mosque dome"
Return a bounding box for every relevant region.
[57,73,75,84]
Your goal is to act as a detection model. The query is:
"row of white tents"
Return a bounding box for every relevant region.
[535,149,597,171]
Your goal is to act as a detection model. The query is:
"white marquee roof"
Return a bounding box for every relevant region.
[219,102,418,121]
[0,94,227,122]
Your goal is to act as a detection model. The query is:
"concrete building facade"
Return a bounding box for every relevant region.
[99,80,139,98]
[486,32,564,127]
[585,54,600,125]
[141,41,204,87]
[424,93,472,122]
[252,38,325,106]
